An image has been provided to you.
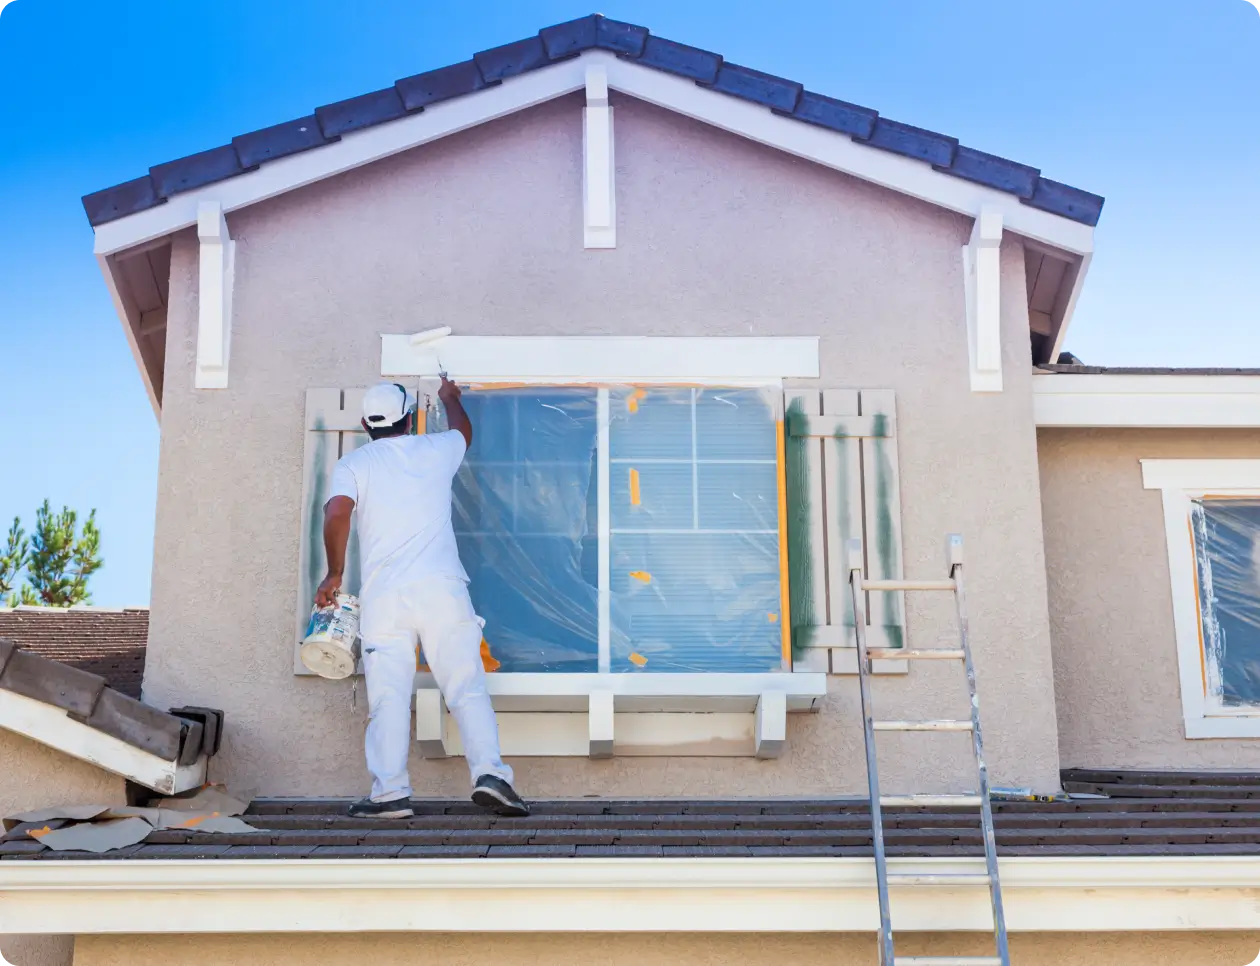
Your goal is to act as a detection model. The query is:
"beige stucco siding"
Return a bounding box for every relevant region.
[0,730,125,966]
[73,931,1260,966]
[1039,427,1260,768]
[143,91,1059,797]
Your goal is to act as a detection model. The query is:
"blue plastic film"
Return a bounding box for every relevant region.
[1191,498,1260,707]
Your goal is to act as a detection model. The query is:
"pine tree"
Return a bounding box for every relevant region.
[0,517,27,607]
[23,500,103,607]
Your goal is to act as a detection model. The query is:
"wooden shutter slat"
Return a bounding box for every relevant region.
[859,389,906,650]
[785,390,829,674]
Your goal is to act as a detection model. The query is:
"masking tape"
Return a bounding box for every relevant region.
[630,571,652,584]
[629,652,648,667]
[629,468,641,506]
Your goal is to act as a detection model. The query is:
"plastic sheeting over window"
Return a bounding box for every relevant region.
[431,385,785,674]
[1191,499,1260,707]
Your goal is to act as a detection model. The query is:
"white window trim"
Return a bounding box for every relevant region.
[1142,459,1260,738]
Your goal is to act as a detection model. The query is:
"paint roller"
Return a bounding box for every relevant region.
[408,325,452,378]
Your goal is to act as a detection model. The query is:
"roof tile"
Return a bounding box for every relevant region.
[704,63,802,112]
[940,145,1040,199]
[149,145,247,199]
[596,17,649,56]
[233,115,333,168]
[316,87,407,139]
[473,36,550,83]
[0,648,106,716]
[635,35,722,84]
[81,176,162,228]
[395,61,489,111]
[861,118,957,166]
[784,90,877,139]
[86,688,184,761]
[539,15,599,59]
[1024,177,1105,227]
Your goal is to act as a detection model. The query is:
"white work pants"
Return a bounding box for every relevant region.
[359,576,512,802]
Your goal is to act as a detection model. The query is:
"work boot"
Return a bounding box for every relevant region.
[472,775,530,817]
[347,796,414,819]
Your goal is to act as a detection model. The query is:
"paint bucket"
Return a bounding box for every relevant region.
[300,593,361,679]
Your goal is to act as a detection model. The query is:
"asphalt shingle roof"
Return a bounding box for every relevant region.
[0,607,147,698]
[5,770,1258,860]
[81,15,1104,230]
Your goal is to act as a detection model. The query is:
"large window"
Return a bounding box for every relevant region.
[1143,460,1260,737]
[439,385,787,674]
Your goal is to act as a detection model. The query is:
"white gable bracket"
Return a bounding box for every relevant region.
[583,64,615,249]
[195,201,235,389]
[963,206,1003,393]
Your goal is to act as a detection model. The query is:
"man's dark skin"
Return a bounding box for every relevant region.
[315,375,473,609]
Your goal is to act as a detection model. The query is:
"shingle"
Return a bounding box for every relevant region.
[636,35,722,84]
[787,91,878,138]
[0,638,13,675]
[85,688,183,761]
[81,177,162,228]
[395,61,489,111]
[398,844,489,858]
[315,88,407,139]
[233,116,332,168]
[488,844,577,857]
[1024,177,1105,227]
[539,15,599,59]
[311,845,403,858]
[131,844,232,859]
[597,17,649,56]
[860,118,957,167]
[221,845,317,859]
[150,145,247,199]
[704,63,802,112]
[473,36,550,83]
[576,844,663,856]
[940,146,1039,199]
[0,648,106,716]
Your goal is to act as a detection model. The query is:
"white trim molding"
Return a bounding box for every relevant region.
[0,689,206,795]
[381,334,820,381]
[194,201,235,389]
[1034,373,1260,427]
[1142,459,1260,738]
[583,63,615,249]
[4,855,1260,935]
[962,206,1003,393]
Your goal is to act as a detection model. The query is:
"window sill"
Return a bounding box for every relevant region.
[414,672,826,759]
[1185,714,1260,739]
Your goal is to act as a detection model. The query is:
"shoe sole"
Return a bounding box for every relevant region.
[472,787,530,817]
[348,806,414,819]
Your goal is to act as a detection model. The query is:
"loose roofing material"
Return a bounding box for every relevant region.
[81,15,1103,229]
[0,607,147,698]
[6,770,1260,861]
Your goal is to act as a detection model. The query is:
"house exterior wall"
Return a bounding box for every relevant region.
[72,931,1260,966]
[0,730,125,966]
[1038,427,1260,768]
[142,91,1060,797]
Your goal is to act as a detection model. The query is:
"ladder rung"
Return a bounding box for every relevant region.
[867,648,964,661]
[873,719,973,732]
[886,873,992,886]
[860,579,956,592]
[894,958,1003,965]
[879,794,983,807]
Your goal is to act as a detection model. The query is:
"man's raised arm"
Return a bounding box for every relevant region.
[439,375,473,449]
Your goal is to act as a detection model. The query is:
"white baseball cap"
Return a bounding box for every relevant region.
[362,382,416,428]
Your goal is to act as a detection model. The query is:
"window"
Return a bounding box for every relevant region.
[1142,460,1260,737]
[439,385,788,675]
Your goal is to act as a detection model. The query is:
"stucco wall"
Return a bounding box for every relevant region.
[0,730,125,966]
[1039,427,1260,768]
[142,91,1060,797]
[72,931,1260,966]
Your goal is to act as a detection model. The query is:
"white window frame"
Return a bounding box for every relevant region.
[1142,459,1260,738]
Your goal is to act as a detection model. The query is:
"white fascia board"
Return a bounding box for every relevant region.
[5,856,1260,934]
[1034,374,1260,428]
[0,689,205,795]
[1141,458,1260,491]
[382,335,819,381]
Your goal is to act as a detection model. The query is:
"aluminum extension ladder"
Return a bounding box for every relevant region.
[848,534,1009,966]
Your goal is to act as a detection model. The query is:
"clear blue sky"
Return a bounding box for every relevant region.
[0,0,1256,607]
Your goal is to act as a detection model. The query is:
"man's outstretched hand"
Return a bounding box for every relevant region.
[438,374,461,405]
[315,572,342,609]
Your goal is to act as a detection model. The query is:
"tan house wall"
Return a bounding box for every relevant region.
[73,931,1260,966]
[142,91,1060,798]
[1038,427,1260,768]
[0,730,125,966]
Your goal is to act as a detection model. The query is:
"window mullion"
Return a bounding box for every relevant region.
[597,387,611,674]
[691,388,699,530]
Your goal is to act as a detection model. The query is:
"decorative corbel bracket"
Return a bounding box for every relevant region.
[195,201,235,389]
[583,64,616,249]
[963,206,1003,393]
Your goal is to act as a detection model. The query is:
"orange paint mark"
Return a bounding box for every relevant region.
[629,652,648,667]
[629,468,641,506]
[481,637,501,673]
[775,417,792,668]
[27,825,53,839]
[627,388,647,414]
[629,571,652,584]
[179,814,209,829]
[768,612,779,623]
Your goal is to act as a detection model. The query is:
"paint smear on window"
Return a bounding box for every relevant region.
[1191,499,1260,707]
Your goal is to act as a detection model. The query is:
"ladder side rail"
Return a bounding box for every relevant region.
[951,546,1011,966]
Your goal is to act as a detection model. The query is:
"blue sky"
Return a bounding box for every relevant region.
[0,0,1256,607]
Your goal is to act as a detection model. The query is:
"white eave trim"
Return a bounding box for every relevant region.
[3,856,1260,934]
[1034,373,1260,427]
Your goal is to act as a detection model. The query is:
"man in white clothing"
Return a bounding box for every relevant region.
[315,378,528,819]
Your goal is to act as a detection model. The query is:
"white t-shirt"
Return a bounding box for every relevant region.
[328,430,469,602]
